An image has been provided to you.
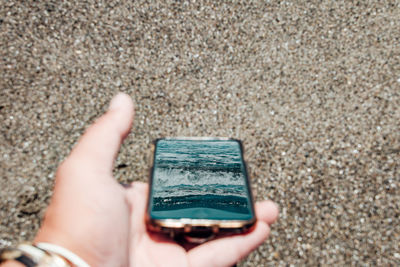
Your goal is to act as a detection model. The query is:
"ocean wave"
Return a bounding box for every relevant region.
[153,167,246,187]
[155,140,243,168]
[153,183,247,198]
[152,194,250,214]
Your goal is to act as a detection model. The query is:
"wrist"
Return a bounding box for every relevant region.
[34,227,93,267]
[1,260,25,267]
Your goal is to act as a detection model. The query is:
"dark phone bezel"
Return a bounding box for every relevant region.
[146,137,256,237]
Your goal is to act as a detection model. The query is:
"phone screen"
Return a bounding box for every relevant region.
[149,139,254,221]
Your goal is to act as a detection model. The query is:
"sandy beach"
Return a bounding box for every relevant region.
[1,1,399,265]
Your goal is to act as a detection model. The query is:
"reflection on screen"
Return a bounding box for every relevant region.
[150,139,253,220]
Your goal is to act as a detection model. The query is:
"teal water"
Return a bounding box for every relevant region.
[151,139,253,220]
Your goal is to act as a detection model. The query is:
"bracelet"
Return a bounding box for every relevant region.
[0,243,70,267]
[0,243,91,267]
[35,243,90,267]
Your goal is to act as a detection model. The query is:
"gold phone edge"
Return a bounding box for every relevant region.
[147,217,256,229]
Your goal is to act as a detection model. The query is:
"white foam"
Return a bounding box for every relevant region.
[154,168,246,187]
[153,168,247,198]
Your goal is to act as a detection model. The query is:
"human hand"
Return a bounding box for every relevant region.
[32,93,279,267]
[34,93,135,267]
[127,182,278,267]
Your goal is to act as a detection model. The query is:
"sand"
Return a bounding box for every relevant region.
[1,1,399,265]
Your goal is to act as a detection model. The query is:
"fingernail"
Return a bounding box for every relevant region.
[109,93,127,111]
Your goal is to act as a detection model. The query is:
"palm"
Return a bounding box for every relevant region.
[127,183,189,267]
[127,183,279,267]
[131,231,189,267]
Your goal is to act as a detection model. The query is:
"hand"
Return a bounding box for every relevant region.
[33,93,279,267]
[127,183,278,267]
[34,93,135,267]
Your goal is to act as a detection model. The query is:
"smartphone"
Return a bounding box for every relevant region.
[146,137,256,240]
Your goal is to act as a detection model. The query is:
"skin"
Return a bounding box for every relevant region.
[3,93,279,267]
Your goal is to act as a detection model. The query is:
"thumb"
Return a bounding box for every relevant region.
[63,93,134,178]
